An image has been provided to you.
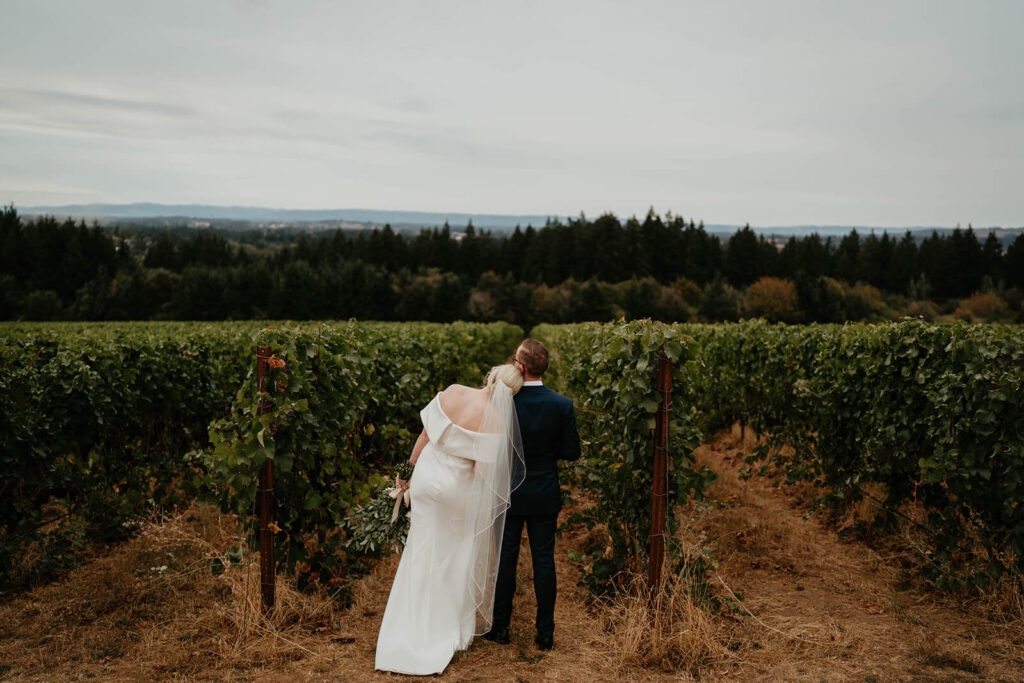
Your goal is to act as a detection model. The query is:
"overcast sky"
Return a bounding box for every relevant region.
[2,1,1022,226]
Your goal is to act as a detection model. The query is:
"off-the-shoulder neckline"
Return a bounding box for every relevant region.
[434,392,494,436]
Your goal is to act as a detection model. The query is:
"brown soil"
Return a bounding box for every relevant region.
[684,424,1024,681]
[2,426,1021,681]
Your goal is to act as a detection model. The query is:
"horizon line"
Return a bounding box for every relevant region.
[7,201,1021,231]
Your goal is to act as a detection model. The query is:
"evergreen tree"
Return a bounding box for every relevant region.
[506,225,527,279]
[698,272,740,321]
[757,234,780,277]
[795,233,830,279]
[958,225,984,295]
[723,224,760,286]
[144,231,180,271]
[794,274,844,323]
[890,231,918,295]
[834,229,862,283]
[859,231,895,291]
[918,230,956,300]
[981,231,1004,287]
[576,278,616,321]
[1006,234,1024,290]
[779,236,800,279]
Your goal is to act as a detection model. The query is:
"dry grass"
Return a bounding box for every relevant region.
[594,569,736,678]
[0,503,347,680]
[689,423,1024,680]
[964,567,1024,653]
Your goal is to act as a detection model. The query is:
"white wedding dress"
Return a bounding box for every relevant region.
[375,392,516,676]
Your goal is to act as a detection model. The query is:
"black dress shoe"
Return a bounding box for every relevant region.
[535,634,553,651]
[483,627,510,644]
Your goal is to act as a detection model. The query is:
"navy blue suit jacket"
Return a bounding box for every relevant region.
[511,384,581,517]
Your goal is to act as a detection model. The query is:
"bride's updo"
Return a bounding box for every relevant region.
[485,363,523,395]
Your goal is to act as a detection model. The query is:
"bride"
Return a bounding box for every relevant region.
[374,364,526,675]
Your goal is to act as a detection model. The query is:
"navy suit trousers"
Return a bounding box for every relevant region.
[492,512,557,639]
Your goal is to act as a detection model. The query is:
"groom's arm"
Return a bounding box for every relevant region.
[558,402,581,462]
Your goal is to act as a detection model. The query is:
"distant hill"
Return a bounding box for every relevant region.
[17,203,1022,242]
[19,203,555,231]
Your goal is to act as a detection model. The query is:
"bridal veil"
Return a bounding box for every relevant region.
[464,380,526,635]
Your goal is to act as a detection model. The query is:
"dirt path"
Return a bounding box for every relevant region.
[686,426,1023,681]
[2,427,1021,681]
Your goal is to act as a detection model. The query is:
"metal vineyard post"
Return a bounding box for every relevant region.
[256,345,276,612]
[648,346,672,598]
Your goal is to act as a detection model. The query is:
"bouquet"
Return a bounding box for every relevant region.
[345,462,413,556]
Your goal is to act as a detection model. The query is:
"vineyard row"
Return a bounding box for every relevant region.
[2,318,1021,594]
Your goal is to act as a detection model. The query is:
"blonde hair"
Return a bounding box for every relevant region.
[485,363,524,395]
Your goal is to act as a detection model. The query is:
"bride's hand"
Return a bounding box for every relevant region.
[388,474,411,522]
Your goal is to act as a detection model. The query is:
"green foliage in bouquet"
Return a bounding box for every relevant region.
[345,461,414,556]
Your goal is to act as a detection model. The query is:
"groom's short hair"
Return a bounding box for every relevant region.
[518,338,549,377]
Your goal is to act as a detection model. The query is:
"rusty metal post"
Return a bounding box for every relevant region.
[256,345,275,612]
[648,346,673,598]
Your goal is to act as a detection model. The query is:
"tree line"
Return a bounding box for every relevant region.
[2,204,1022,326]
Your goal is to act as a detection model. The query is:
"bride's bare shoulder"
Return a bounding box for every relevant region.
[439,383,482,398]
[438,384,487,415]
[438,384,466,405]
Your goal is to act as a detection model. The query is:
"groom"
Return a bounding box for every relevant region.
[485,338,580,651]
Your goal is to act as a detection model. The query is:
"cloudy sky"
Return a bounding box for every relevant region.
[2,0,1022,226]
